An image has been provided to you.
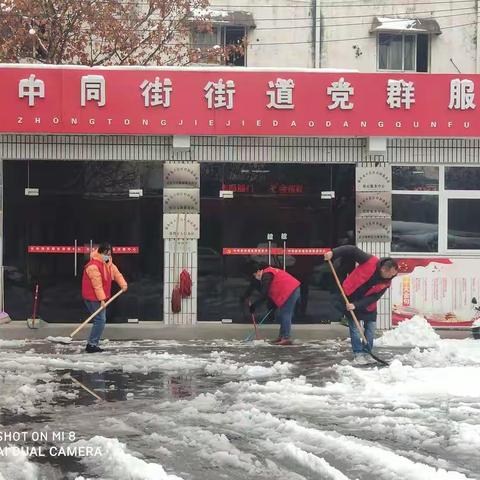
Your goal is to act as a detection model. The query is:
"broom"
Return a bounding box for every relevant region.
[27,283,44,329]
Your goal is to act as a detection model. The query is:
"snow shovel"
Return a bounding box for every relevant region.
[327,259,388,366]
[48,290,124,345]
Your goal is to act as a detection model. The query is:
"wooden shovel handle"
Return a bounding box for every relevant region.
[70,290,124,338]
[327,259,368,344]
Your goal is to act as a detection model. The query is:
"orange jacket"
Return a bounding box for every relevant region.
[82,250,127,301]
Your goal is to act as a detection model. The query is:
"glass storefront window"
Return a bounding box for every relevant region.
[448,199,480,250]
[392,166,439,191]
[392,194,438,252]
[4,160,164,322]
[199,163,356,323]
[446,167,480,190]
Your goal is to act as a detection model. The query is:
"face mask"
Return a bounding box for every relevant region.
[102,254,110,263]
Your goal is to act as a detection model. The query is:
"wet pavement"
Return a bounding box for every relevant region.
[0,338,477,480]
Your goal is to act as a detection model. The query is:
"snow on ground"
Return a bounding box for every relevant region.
[0,344,292,415]
[376,315,440,347]
[0,447,38,480]
[0,323,479,479]
[0,339,27,347]
[73,436,184,480]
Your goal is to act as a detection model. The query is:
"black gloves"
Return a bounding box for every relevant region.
[249,303,256,314]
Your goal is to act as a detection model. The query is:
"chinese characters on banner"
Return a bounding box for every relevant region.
[2,66,480,136]
[221,183,304,194]
[392,258,480,327]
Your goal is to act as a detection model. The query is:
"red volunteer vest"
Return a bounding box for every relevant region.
[82,259,112,301]
[262,267,301,308]
[342,257,391,312]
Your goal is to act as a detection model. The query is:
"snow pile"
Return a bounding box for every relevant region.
[376,316,440,347]
[0,446,38,480]
[0,369,76,414]
[446,423,480,457]
[329,360,480,400]
[401,338,480,368]
[180,428,259,473]
[73,436,184,480]
[186,407,474,480]
[46,336,72,344]
[280,442,350,479]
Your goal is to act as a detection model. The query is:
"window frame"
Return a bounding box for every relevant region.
[190,25,247,66]
[376,32,429,72]
[392,165,480,255]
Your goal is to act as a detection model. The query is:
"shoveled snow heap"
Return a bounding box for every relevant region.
[73,436,183,480]
[46,336,72,344]
[0,446,38,480]
[376,315,440,348]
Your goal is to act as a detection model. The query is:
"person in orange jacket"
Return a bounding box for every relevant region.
[247,262,301,345]
[81,242,128,353]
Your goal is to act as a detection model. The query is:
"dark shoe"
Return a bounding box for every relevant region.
[85,344,104,353]
[276,338,293,346]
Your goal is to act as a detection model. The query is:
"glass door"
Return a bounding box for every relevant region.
[198,163,356,322]
[4,160,163,322]
[220,163,336,322]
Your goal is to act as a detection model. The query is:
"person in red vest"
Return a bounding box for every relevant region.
[82,242,128,353]
[247,263,301,345]
[325,246,398,365]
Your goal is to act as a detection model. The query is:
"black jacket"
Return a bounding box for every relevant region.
[331,246,390,313]
[242,273,276,311]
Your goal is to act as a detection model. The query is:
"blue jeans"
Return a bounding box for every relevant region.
[84,300,106,346]
[277,287,300,339]
[348,313,376,354]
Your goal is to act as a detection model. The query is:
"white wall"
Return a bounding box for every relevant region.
[210,0,479,73]
[209,0,315,67]
[319,0,478,73]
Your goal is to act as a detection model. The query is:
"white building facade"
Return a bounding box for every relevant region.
[1,1,480,330]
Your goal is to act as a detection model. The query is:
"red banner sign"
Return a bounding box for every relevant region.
[0,65,479,137]
[28,245,139,254]
[223,248,329,256]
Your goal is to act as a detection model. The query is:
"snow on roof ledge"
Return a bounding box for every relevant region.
[191,9,255,28]
[370,16,442,35]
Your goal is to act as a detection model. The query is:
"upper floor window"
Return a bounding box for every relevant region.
[191,25,246,66]
[378,33,429,72]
